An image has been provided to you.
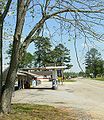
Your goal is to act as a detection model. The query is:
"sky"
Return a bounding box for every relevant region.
[2,0,104,72]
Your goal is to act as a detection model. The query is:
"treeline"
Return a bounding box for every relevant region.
[6,36,72,69]
[85,48,104,78]
[64,48,104,79]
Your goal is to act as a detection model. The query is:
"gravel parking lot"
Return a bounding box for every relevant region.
[12,78,104,120]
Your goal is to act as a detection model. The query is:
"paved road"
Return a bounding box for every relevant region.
[12,78,104,119]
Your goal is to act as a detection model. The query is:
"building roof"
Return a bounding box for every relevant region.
[21,66,67,71]
[32,71,52,76]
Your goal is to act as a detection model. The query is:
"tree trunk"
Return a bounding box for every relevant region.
[1,35,20,113]
[0,0,30,113]
[0,0,47,113]
[0,14,3,113]
[1,71,16,113]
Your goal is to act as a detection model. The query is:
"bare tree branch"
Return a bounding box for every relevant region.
[2,0,12,20]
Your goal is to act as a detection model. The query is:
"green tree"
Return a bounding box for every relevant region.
[33,39,71,68]
[78,71,85,77]
[85,48,103,78]
[19,52,34,68]
[64,72,78,79]
[50,44,71,68]
[5,43,34,68]
[33,36,52,67]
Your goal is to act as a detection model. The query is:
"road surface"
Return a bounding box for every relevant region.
[12,78,104,119]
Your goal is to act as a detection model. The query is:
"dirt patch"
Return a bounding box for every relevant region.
[57,106,93,120]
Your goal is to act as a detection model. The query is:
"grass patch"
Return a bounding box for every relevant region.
[94,77,104,81]
[0,104,74,120]
[64,79,76,82]
[88,77,104,81]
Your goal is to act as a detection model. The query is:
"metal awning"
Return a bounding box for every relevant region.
[21,66,67,71]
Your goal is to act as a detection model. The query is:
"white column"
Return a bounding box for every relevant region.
[52,69,57,80]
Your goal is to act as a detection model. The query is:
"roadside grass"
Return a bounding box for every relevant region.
[0,104,74,120]
[94,77,104,81]
[64,79,76,82]
[88,77,104,81]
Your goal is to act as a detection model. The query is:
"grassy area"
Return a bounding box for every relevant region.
[94,77,104,81]
[64,79,76,82]
[0,104,75,120]
[88,77,104,81]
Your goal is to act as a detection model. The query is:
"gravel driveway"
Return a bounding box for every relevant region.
[12,78,104,120]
